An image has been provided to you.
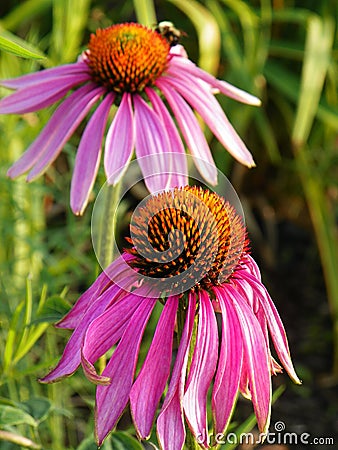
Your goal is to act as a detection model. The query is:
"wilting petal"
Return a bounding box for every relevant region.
[130,295,179,439]
[145,87,188,188]
[156,79,217,185]
[0,73,90,114]
[0,61,89,89]
[104,92,134,185]
[157,293,196,450]
[212,287,243,435]
[27,85,104,181]
[40,283,123,383]
[71,92,115,215]
[133,94,173,192]
[81,286,151,383]
[162,74,255,167]
[183,291,218,447]
[222,284,271,434]
[95,295,157,445]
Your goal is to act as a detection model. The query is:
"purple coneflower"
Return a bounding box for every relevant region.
[40,186,300,449]
[0,23,260,215]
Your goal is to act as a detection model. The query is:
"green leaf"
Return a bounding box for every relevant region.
[3,301,24,373]
[110,431,144,450]
[264,62,338,130]
[34,295,71,323]
[292,15,335,146]
[0,32,45,60]
[0,405,37,428]
[19,398,52,423]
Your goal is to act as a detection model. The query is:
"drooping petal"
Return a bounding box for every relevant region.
[157,293,196,450]
[130,295,179,439]
[212,287,243,435]
[161,73,255,167]
[81,287,149,384]
[95,294,157,446]
[238,269,301,384]
[221,284,271,434]
[183,291,218,447]
[71,92,115,215]
[133,93,173,192]
[104,92,134,185]
[26,84,105,181]
[40,283,123,383]
[0,73,90,114]
[156,79,217,185]
[56,253,135,329]
[7,83,100,179]
[145,87,188,188]
[167,56,261,105]
[0,61,89,89]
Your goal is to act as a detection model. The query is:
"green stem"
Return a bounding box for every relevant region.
[97,181,122,269]
[96,181,122,374]
[133,0,157,27]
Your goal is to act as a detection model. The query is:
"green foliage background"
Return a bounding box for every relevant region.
[0,0,337,449]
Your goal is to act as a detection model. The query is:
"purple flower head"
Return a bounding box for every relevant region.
[40,186,301,449]
[0,23,260,215]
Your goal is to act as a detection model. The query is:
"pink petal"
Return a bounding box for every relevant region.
[145,87,188,188]
[133,94,172,192]
[40,283,123,383]
[0,61,89,89]
[71,92,115,215]
[167,57,261,105]
[183,291,218,447]
[212,287,243,435]
[162,74,255,167]
[221,284,271,434]
[239,269,301,384]
[104,93,134,185]
[95,295,157,445]
[7,83,99,179]
[56,270,110,329]
[156,79,217,185]
[0,73,90,114]
[130,295,178,439]
[81,288,148,384]
[157,293,196,450]
[26,84,104,181]
[56,254,133,329]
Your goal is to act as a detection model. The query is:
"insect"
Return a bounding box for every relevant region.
[155,21,185,47]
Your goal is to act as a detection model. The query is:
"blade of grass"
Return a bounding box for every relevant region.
[168,0,221,74]
[265,62,338,130]
[51,0,91,63]
[219,0,259,71]
[0,33,45,60]
[133,0,157,27]
[292,15,335,146]
[290,15,338,377]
